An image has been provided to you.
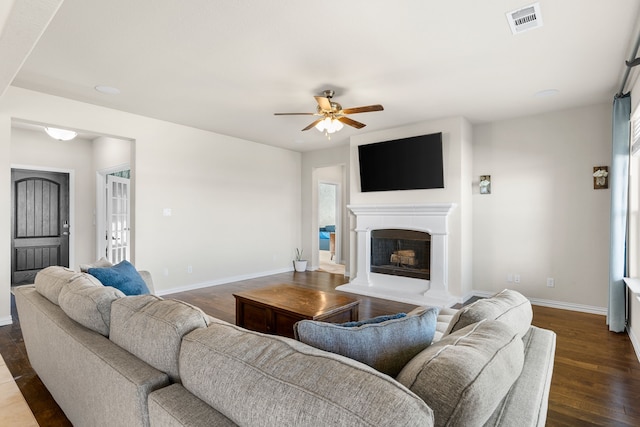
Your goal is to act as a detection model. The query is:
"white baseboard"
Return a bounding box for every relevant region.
[0,315,13,326]
[155,267,293,296]
[468,290,607,315]
[528,297,607,315]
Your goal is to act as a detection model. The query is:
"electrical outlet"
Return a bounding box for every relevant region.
[547,278,555,288]
[187,265,193,274]
[163,268,169,276]
[507,273,514,283]
[514,274,521,284]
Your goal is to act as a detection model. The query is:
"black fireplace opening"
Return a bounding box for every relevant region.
[370,229,430,280]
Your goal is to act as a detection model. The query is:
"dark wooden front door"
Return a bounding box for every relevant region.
[11,169,70,285]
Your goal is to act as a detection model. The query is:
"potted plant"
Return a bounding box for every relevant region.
[293,248,307,272]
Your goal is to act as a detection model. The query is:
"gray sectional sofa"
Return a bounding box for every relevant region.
[14,266,556,427]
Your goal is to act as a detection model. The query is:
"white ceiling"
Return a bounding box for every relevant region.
[4,0,640,151]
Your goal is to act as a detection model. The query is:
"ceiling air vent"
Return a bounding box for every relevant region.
[506,2,543,35]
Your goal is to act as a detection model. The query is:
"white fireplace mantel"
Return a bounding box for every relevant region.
[337,203,458,308]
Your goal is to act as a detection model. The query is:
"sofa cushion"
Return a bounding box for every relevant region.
[148,384,237,427]
[34,266,81,305]
[293,307,438,377]
[180,320,434,426]
[58,273,124,336]
[110,295,210,382]
[79,256,113,272]
[396,320,524,427]
[445,289,533,338]
[88,260,150,296]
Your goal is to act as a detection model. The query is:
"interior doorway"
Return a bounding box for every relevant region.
[10,168,71,285]
[97,167,131,263]
[316,170,345,275]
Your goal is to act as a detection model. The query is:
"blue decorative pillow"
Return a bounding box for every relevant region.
[338,312,406,327]
[294,307,438,377]
[88,260,150,296]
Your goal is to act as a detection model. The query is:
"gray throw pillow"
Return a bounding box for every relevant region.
[294,307,438,377]
[445,289,533,338]
[397,319,524,427]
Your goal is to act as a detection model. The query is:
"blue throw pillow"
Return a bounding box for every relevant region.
[88,260,150,296]
[293,307,438,377]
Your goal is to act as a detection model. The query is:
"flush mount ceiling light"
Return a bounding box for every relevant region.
[535,89,559,97]
[45,127,78,141]
[94,85,121,95]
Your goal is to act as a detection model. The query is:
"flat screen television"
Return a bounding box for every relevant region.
[358,132,444,192]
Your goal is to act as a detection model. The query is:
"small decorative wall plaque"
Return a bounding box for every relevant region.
[593,166,608,189]
[479,175,491,194]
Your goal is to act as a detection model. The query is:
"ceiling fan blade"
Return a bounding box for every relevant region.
[274,112,315,115]
[342,104,384,114]
[302,119,323,131]
[338,116,366,129]
[314,96,332,112]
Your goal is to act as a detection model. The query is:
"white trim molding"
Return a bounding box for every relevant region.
[470,290,607,315]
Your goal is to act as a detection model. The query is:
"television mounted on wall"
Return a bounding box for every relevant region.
[357,132,444,192]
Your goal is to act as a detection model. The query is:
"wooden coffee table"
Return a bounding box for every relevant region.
[233,284,360,339]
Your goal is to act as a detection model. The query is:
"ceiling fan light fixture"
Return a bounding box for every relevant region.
[275,90,383,138]
[317,117,343,134]
[45,127,78,141]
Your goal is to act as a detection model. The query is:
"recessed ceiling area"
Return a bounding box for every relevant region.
[6,0,640,152]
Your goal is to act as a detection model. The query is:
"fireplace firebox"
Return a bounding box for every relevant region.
[371,229,430,280]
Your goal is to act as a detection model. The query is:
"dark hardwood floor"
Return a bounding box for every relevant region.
[2,270,640,426]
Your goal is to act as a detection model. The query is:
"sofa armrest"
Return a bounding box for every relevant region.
[138,270,155,294]
[14,285,169,427]
[408,306,458,343]
[483,326,556,427]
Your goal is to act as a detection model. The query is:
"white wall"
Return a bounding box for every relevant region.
[348,117,473,300]
[93,136,131,171]
[0,87,302,323]
[10,127,96,268]
[318,180,338,226]
[473,103,612,310]
[0,115,10,324]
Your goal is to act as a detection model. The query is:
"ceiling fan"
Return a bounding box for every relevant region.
[274,90,383,138]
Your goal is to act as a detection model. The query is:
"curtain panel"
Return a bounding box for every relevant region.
[608,93,631,333]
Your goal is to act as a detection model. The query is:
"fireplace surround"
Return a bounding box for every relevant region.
[337,203,457,307]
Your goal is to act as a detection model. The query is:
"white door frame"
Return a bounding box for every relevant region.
[96,164,130,262]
